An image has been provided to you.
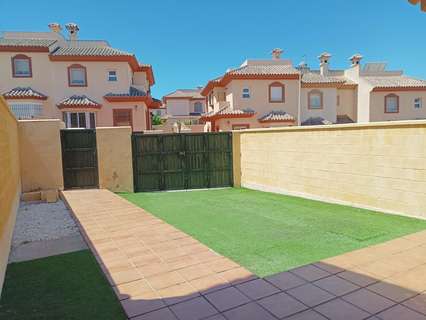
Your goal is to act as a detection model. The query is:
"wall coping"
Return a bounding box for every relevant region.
[95,126,132,131]
[233,120,426,134]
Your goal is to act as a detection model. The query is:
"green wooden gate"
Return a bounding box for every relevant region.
[132,132,233,192]
[60,129,99,189]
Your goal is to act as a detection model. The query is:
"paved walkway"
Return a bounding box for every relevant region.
[62,189,426,320]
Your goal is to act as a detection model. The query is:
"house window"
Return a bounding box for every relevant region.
[194,102,203,114]
[113,109,133,127]
[308,90,323,109]
[269,82,285,103]
[208,93,213,106]
[68,64,87,86]
[9,103,42,119]
[242,88,250,99]
[414,97,422,109]
[337,95,340,106]
[108,70,117,82]
[63,112,96,128]
[12,54,32,77]
[385,94,399,113]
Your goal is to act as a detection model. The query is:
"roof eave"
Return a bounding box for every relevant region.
[201,73,300,96]
[258,119,295,123]
[201,112,256,121]
[104,95,150,103]
[372,86,426,92]
[4,95,48,101]
[57,104,102,110]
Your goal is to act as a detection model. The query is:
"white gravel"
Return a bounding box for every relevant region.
[12,200,80,247]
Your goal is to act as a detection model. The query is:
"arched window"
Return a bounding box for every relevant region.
[385,94,399,113]
[194,102,204,114]
[308,90,323,109]
[269,82,285,102]
[12,54,32,78]
[68,64,87,87]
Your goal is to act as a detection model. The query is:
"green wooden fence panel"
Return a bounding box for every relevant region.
[132,132,233,192]
[60,129,99,189]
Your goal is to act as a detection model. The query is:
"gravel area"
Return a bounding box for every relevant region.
[12,200,80,248]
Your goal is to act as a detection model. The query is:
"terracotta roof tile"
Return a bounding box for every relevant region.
[164,88,204,99]
[202,106,255,119]
[105,87,147,97]
[364,76,426,88]
[302,72,346,84]
[57,95,101,109]
[229,64,299,76]
[51,46,133,57]
[301,117,333,126]
[258,110,295,122]
[3,87,47,100]
[336,115,355,124]
[0,38,57,47]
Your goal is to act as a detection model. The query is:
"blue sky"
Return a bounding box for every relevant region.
[1,0,425,98]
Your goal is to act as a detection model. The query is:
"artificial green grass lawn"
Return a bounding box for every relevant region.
[121,188,426,277]
[0,250,126,320]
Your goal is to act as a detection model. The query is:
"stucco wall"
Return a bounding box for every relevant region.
[369,91,426,122]
[226,79,300,120]
[18,119,64,193]
[0,51,150,131]
[96,127,133,192]
[300,87,337,123]
[166,99,191,116]
[0,97,20,296]
[337,88,357,121]
[215,117,294,131]
[235,120,426,219]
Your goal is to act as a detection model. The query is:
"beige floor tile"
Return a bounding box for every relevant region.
[189,274,230,294]
[114,279,154,300]
[137,262,175,277]
[158,282,200,305]
[146,271,186,290]
[178,264,214,281]
[219,267,256,285]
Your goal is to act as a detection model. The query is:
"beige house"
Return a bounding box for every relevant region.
[201,49,426,131]
[0,23,161,131]
[158,88,207,132]
[163,88,206,116]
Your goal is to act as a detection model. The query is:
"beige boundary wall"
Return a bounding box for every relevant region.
[96,126,134,192]
[234,120,426,219]
[0,97,20,296]
[18,119,65,193]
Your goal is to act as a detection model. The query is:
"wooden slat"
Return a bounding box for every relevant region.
[61,129,99,189]
[132,132,233,192]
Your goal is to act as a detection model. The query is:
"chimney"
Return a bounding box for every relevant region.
[271,48,283,60]
[318,52,331,76]
[349,53,363,67]
[65,23,79,41]
[48,23,62,33]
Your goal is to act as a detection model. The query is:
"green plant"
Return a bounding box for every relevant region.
[152,114,162,125]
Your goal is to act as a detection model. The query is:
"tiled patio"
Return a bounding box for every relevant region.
[62,189,426,320]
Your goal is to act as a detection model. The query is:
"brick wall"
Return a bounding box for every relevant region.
[234,121,426,219]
